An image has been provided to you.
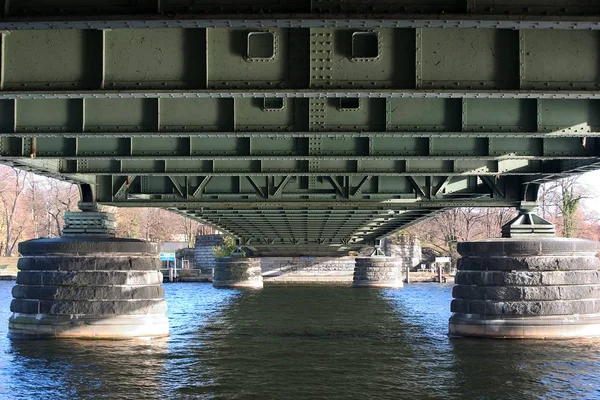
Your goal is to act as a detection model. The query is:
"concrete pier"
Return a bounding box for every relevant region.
[353,257,403,288]
[449,237,600,339]
[195,234,223,274]
[213,257,263,289]
[9,237,169,339]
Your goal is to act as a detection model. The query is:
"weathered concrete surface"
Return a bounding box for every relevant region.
[195,234,223,273]
[384,235,422,271]
[213,257,263,289]
[8,237,169,339]
[262,256,355,284]
[353,257,404,288]
[449,237,600,339]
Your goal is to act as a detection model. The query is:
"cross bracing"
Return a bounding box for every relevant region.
[0,3,599,253]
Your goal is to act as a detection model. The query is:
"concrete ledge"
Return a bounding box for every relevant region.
[8,312,169,339]
[453,284,600,301]
[18,256,161,271]
[457,238,599,257]
[455,270,600,286]
[19,237,159,255]
[449,313,600,339]
[458,256,600,272]
[17,270,163,286]
[451,298,600,316]
[11,298,168,315]
[353,280,403,288]
[213,280,263,289]
[12,285,165,301]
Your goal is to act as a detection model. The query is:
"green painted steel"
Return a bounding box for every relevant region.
[0,4,599,253]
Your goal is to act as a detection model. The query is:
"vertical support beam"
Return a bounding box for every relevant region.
[415,28,423,89]
[156,98,161,132]
[100,29,107,89]
[204,28,209,88]
[12,97,17,133]
[461,98,468,131]
[518,30,526,89]
[308,21,328,192]
[309,28,333,88]
[81,98,86,133]
[308,98,326,131]
[308,133,323,190]
[0,31,6,91]
[308,96,326,190]
[232,98,237,132]
[385,97,392,131]
[536,98,543,132]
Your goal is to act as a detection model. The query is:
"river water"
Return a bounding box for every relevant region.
[1,281,600,399]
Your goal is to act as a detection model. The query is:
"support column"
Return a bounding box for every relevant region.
[353,257,404,288]
[213,257,263,289]
[194,234,223,274]
[449,210,600,339]
[8,204,169,339]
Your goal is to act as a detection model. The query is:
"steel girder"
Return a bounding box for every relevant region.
[0,5,599,253]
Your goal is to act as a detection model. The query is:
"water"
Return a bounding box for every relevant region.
[1,281,600,399]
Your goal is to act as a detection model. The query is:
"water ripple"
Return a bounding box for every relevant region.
[1,281,600,399]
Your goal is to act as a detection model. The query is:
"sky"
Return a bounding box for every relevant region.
[575,170,600,215]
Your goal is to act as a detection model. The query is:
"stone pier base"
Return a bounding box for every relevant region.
[213,257,263,289]
[8,237,169,339]
[449,237,600,339]
[353,257,403,288]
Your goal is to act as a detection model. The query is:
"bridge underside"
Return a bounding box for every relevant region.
[1,1,600,253]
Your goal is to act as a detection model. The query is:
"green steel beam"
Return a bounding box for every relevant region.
[0,28,597,92]
[1,17,599,253]
[0,97,598,133]
[95,174,518,203]
[1,0,599,19]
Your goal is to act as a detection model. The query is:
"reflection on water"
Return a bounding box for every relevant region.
[1,281,600,399]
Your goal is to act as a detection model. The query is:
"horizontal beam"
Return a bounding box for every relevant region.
[1,16,600,31]
[3,0,600,18]
[106,199,522,209]
[1,91,600,100]
[2,97,599,134]
[0,28,598,92]
[95,174,522,204]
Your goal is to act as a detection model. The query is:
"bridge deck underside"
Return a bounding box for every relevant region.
[1,5,599,252]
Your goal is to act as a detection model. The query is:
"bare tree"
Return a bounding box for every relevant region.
[539,177,587,237]
[0,168,28,256]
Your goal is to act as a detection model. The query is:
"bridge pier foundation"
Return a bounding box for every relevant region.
[449,237,600,339]
[8,237,169,339]
[213,257,263,289]
[8,205,169,339]
[353,257,404,288]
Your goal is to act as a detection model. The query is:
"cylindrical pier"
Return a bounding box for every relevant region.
[213,257,263,289]
[353,257,403,288]
[449,237,600,339]
[9,237,169,339]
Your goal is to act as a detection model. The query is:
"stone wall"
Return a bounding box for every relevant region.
[194,234,223,273]
[384,235,422,271]
[261,256,355,284]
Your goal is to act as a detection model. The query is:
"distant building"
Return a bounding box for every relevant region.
[161,242,189,253]
[160,242,189,269]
